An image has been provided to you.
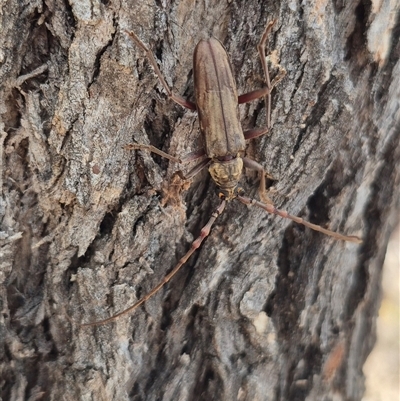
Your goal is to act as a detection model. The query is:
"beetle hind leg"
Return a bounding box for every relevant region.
[125,30,196,110]
[238,20,286,131]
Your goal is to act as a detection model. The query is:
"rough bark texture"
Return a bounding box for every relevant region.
[1,1,399,400]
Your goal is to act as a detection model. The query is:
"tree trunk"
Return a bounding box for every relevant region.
[1,1,399,400]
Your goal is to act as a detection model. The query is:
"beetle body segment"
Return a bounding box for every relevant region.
[208,158,244,198]
[193,38,246,159]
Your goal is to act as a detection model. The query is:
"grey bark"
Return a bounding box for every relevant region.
[1,1,399,400]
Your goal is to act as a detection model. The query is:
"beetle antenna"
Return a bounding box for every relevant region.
[80,200,226,327]
[237,194,362,243]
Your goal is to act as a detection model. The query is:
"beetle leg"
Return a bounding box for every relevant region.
[125,30,196,110]
[256,20,276,128]
[127,143,209,182]
[238,20,286,130]
[238,87,269,104]
[181,158,211,180]
[162,157,210,206]
[180,148,207,163]
[127,143,206,164]
[80,200,227,326]
[243,127,269,140]
[238,20,275,129]
[243,157,275,204]
[237,62,288,105]
[237,195,362,243]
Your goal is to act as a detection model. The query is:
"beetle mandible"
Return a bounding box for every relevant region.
[81,21,361,327]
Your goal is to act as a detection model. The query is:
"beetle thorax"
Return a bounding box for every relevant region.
[208,157,243,200]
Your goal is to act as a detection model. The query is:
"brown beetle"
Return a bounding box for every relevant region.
[81,21,361,327]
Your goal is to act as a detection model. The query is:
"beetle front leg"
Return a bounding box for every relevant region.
[125,30,196,110]
[243,157,274,204]
[182,158,210,179]
[126,143,209,183]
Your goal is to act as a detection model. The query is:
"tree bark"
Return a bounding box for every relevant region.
[1,1,399,400]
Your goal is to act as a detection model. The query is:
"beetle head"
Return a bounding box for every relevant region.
[209,158,243,200]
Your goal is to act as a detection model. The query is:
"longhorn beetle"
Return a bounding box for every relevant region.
[81,21,361,327]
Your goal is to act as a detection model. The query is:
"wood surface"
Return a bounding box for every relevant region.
[1,1,399,400]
